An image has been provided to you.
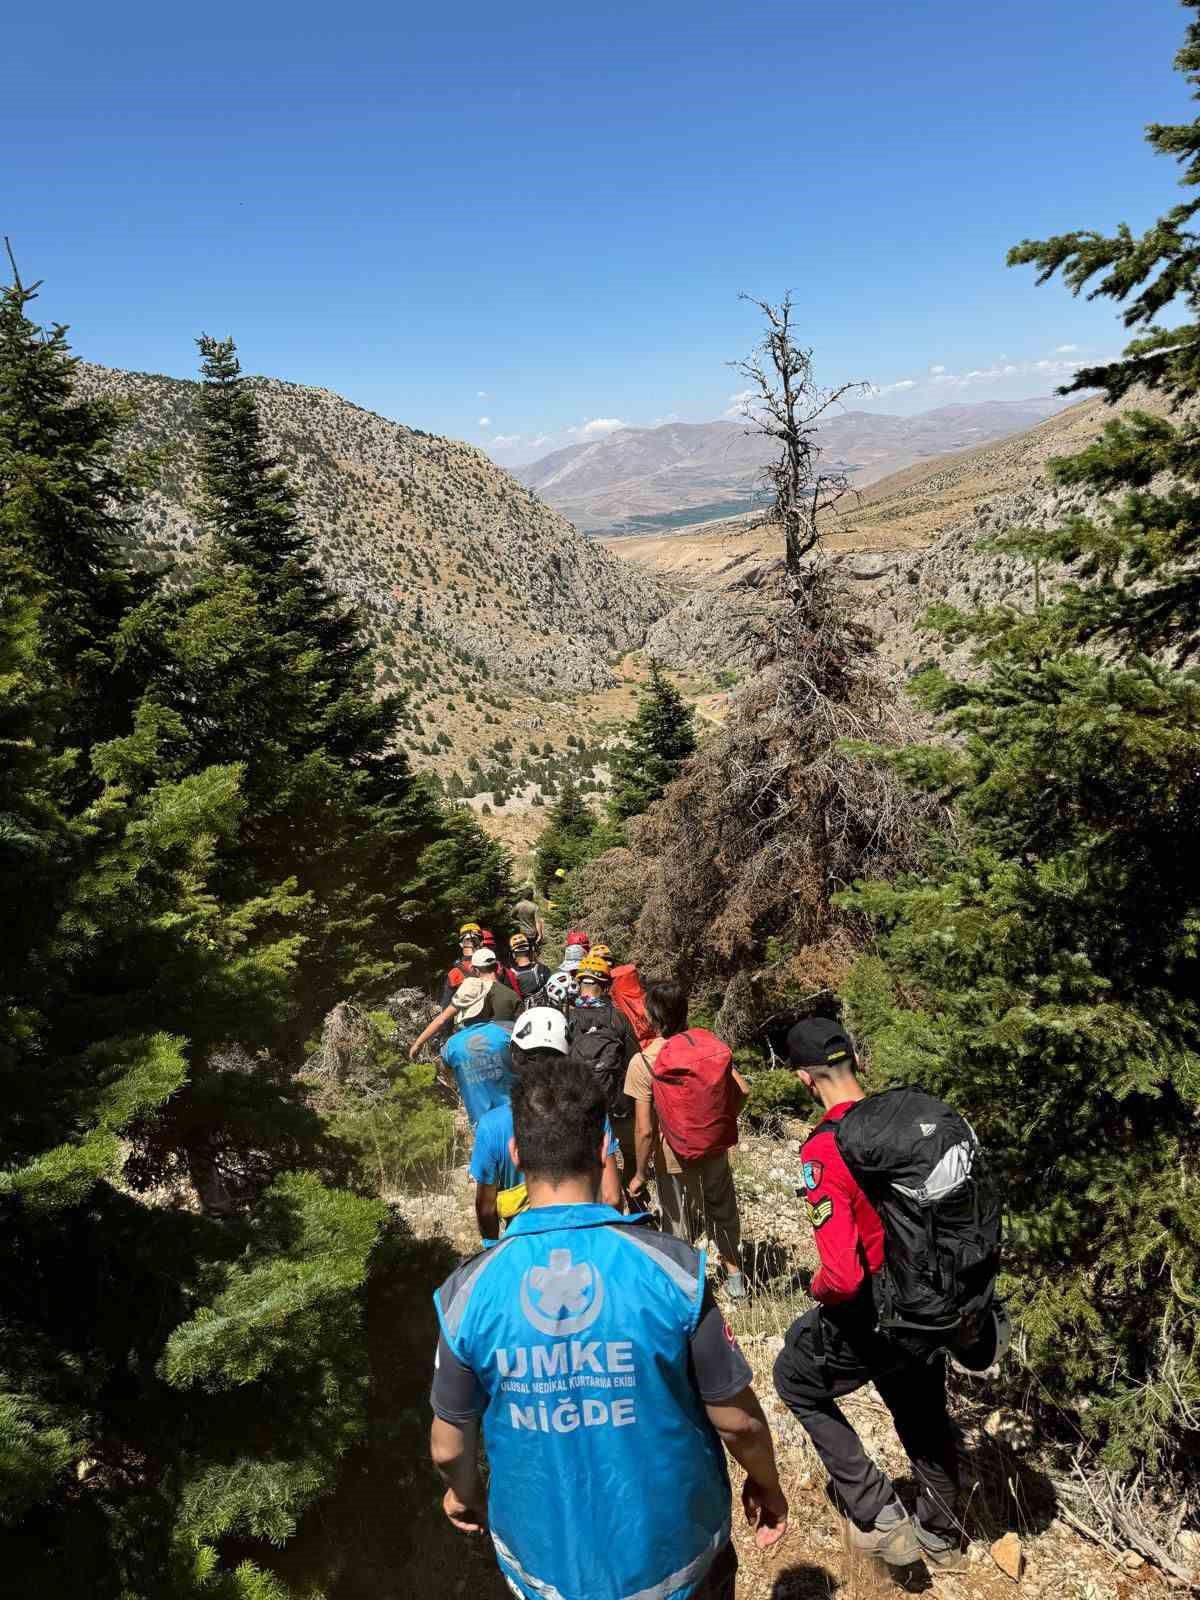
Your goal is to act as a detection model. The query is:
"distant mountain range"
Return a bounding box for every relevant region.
[514,398,1077,534]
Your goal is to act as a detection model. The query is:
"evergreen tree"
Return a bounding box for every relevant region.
[0,275,384,1598]
[844,12,1200,1471]
[115,337,508,1047]
[609,661,697,821]
[534,777,599,889]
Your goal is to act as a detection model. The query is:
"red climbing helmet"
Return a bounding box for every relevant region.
[565,930,590,951]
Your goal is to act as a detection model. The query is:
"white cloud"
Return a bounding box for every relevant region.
[1054,343,1080,354]
[651,412,680,427]
[876,378,918,394]
[723,389,756,419]
[478,415,491,426]
[581,417,627,435]
[526,432,551,449]
[477,390,488,399]
[489,432,521,448]
[930,364,947,375]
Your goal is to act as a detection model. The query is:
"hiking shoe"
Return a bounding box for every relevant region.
[844,1499,920,1567]
[724,1270,747,1301]
[915,1524,970,1573]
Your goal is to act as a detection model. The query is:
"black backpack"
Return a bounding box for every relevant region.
[512,961,551,1002]
[834,1085,1001,1346]
[567,1003,632,1119]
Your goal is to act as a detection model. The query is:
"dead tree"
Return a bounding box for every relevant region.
[732,293,868,577]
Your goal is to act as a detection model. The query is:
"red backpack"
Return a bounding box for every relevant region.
[610,963,655,1050]
[650,1029,739,1162]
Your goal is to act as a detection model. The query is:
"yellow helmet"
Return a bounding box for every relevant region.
[590,943,613,961]
[458,921,482,940]
[576,954,613,983]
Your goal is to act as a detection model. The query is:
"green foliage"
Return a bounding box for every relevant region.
[320,1013,455,1190]
[533,777,601,888]
[845,22,1200,1471]
[0,283,489,1595]
[743,1069,811,1124]
[609,661,697,822]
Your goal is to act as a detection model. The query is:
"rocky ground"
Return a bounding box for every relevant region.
[390,1118,1183,1600]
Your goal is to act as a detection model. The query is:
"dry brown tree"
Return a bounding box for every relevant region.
[731,292,868,576]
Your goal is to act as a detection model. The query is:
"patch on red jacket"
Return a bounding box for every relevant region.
[806,1196,834,1229]
[802,1159,823,1191]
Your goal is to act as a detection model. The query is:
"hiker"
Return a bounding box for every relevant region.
[625,980,749,1300]
[408,976,514,1127]
[470,1007,622,1240]
[511,886,545,953]
[439,923,482,1008]
[566,954,640,1194]
[502,932,553,1004]
[771,1018,1004,1573]
[430,1059,789,1599]
[411,952,519,1061]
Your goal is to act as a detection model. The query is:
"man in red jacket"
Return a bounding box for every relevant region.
[772,1019,965,1572]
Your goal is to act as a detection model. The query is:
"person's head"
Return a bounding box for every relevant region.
[451,976,490,1024]
[509,932,532,963]
[589,943,613,963]
[511,1006,568,1068]
[785,1017,860,1109]
[566,929,590,952]
[545,971,579,1010]
[511,1058,607,1192]
[575,954,612,1003]
[644,978,689,1040]
[471,947,499,982]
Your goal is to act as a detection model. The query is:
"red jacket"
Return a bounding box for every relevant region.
[802,1101,885,1306]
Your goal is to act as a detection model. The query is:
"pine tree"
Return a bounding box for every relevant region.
[114,337,509,1047]
[844,10,1200,1471]
[0,275,384,1598]
[609,661,697,821]
[534,777,599,889]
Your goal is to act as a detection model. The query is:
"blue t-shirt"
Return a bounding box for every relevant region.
[470,1103,621,1194]
[442,1021,514,1127]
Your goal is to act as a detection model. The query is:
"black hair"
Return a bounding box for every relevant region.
[510,1044,566,1075]
[644,978,689,1039]
[511,1059,606,1183]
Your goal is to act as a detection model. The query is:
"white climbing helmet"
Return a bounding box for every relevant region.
[512,1006,569,1057]
[951,1300,1012,1375]
[545,971,579,1007]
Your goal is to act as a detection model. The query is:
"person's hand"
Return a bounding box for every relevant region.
[627,1172,647,1202]
[408,1040,422,1061]
[443,1486,487,1534]
[742,1478,789,1550]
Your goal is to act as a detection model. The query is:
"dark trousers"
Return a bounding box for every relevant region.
[693,1541,737,1599]
[773,1304,959,1538]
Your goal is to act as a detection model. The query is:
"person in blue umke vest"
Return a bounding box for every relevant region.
[430,1059,789,1599]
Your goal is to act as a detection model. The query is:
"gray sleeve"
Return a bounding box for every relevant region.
[430,1330,486,1424]
[689,1284,754,1404]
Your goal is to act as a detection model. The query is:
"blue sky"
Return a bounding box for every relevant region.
[5,0,1193,464]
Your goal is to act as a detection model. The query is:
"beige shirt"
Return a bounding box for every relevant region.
[623,1038,683,1175]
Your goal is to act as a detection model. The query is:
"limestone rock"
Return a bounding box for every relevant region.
[990,1532,1024,1581]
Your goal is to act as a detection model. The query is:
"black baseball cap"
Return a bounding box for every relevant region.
[785,1017,856,1068]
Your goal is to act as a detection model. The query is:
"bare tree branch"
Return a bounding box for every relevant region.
[732,292,869,576]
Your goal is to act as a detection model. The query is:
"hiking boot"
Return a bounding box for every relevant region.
[724,1270,747,1301]
[840,1497,920,1567]
[915,1524,970,1573]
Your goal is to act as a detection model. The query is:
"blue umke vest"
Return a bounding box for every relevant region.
[435,1204,731,1600]
[441,1021,513,1128]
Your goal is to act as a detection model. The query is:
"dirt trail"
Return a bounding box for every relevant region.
[391,1123,1171,1600]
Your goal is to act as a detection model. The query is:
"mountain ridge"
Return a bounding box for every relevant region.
[514,397,1076,534]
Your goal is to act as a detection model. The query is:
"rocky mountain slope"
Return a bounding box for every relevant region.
[605,389,1169,675]
[514,398,1073,535]
[76,363,756,827]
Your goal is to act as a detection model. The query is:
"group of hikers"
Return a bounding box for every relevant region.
[421,899,1006,1599]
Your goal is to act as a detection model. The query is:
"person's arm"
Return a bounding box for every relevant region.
[410,1004,455,1059]
[689,1286,787,1550]
[706,1390,789,1549]
[535,912,545,942]
[807,1137,867,1305]
[730,1066,750,1114]
[431,1417,486,1533]
[430,1331,487,1533]
[600,1152,623,1210]
[475,1182,500,1242]
[631,1096,656,1199]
